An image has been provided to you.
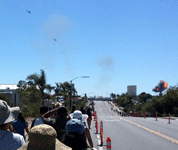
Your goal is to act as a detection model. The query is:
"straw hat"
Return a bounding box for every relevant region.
[0,100,20,125]
[18,124,71,150]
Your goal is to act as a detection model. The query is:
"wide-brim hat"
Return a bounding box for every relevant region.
[0,100,20,125]
[70,110,88,122]
[18,124,71,150]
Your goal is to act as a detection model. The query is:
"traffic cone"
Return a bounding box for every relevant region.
[106,137,111,150]
[168,113,171,124]
[100,120,103,134]
[155,112,158,121]
[100,132,103,146]
[96,120,98,133]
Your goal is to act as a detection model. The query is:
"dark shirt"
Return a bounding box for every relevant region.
[12,119,27,141]
[44,116,68,142]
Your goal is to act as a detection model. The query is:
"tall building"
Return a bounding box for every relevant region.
[127,85,137,96]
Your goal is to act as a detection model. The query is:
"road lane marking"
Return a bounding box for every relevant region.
[122,118,178,145]
[100,108,104,116]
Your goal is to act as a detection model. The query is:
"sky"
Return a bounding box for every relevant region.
[0,0,178,97]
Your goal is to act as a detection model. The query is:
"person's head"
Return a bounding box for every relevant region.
[40,106,48,116]
[56,106,68,118]
[0,122,11,130]
[71,104,76,113]
[18,112,25,123]
[80,107,86,114]
[64,119,86,150]
[80,107,84,111]
[70,110,88,122]
[0,100,20,130]
[54,102,62,109]
[18,124,71,150]
[65,119,85,136]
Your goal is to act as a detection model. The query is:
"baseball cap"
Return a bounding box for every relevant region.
[65,119,85,137]
[0,100,20,125]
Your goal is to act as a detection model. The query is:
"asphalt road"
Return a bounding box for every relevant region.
[89,101,178,150]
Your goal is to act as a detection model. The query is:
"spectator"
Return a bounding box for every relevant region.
[0,100,25,150]
[63,118,88,150]
[80,106,86,114]
[70,104,76,114]
[86,107,92,129]
[12,112,29,141]
[30,106,48,129]
[41,106,70,142]
[18,124,71,150]
[53,102,62,119]
[70,110,94,149]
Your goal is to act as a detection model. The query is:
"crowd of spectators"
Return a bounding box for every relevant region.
[0,100,95,150]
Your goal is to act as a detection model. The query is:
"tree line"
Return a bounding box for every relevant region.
[110,85,178,117]
[0,69,87,118]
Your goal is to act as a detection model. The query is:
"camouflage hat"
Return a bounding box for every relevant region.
[18,124,71,150]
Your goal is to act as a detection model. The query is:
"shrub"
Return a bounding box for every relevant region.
[173,107,178,117]
[0,94,13,107]
[21,102,41,118]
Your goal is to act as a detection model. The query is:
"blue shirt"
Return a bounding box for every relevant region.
[13,119,27,141]
[0,130,25,150]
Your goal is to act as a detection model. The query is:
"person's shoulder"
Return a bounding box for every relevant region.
[13,132,24,139]
[12,132,25,146]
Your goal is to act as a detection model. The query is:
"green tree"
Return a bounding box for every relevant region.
[0,94,12,107]
[110,93,116,99]
[46,84,54,94]
[138,92,152,104]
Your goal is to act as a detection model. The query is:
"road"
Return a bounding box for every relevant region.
[89,101,178,150]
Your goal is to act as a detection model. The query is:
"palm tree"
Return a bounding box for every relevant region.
[46,84,54,94]
[26,69,47,105]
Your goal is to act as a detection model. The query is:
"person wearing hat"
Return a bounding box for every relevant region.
[70,110,94,149]
[63,118,87,150]
[30,106,49,129]
[41,106,71,142]
[18,124,72,150]
[0,100,25,150]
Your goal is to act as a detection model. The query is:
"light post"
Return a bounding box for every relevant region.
[70,76,90,110]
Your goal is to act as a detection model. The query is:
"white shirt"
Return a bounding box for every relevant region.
[0,130,25,150]
[33,117,43,126]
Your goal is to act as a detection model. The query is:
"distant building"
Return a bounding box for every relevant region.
[0,84,19,106]
[127,85,137,96]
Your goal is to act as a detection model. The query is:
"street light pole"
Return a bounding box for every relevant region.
[70,76,89,110]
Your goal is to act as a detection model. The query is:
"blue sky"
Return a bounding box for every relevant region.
[0,0,178,97]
